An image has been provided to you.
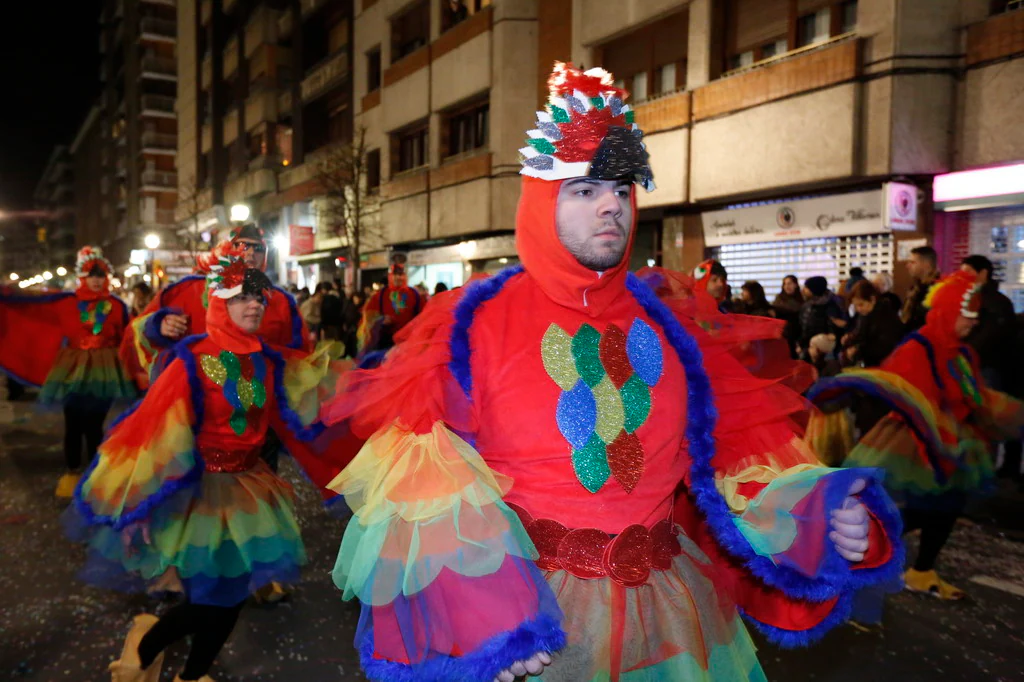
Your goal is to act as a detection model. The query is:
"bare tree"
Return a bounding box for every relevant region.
[177,174,207,261]
[313,126,381,291]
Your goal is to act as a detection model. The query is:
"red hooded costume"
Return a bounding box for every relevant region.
[356,260,423,355]
[0,246,135,404]
[322,64,900,682]
[119,229,309,389]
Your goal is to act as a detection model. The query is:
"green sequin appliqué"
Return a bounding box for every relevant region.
[542,320,664,493]
[78,299,113,335]
[200,351,268,435]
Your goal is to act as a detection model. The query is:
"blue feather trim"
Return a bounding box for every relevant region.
[71,337,208,531]
[903,332,945,392]
[262,342,325,442]
[449,265,524,398]
[0,366,43,390]
[358,613,566,682]
[740,591,854,648]
[274,286,305,349]
[0,290,74,304]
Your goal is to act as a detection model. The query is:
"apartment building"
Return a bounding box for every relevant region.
[31,146,77,280]
[90,0,180,272]
[176,0,357,286]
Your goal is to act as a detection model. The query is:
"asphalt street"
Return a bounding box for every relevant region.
[1,399,1022,682]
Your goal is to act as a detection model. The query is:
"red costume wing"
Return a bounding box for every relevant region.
[0,292,74,387]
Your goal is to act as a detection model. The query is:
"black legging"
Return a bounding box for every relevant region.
[901,507,960,572]
[63,401,111,470]
[138,600,245,680]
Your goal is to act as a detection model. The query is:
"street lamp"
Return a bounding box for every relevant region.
[8,273,17,281]
[230,204,251,223]
[43,271,53,281]
[144,233,161,250]
[56,266,67,277]
[273,234,288,252]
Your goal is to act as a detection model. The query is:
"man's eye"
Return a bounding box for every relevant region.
[615,189,630,198]
[576,189,592,197]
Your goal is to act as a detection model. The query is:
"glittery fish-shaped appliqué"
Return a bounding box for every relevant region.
[541,319,663,494]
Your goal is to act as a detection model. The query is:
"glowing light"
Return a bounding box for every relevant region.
[933,163,1024,203]
[230,204,251,222]
[457,240,478,259]
[8,273,18,281]
[273,234,288,251]
[43,271,53,280]
[18,281,28,288]
[111,278,122,288]
[56,266,67,276]
[124,265,140,277]
[143,274,152,283]
[144,233,161,249]
[498,257,509,264]
[647,259,656,267]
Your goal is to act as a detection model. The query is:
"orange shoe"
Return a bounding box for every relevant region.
[904,568,965,600]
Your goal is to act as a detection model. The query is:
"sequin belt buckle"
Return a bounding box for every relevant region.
[508,503,682,588]
[200,446,261,473]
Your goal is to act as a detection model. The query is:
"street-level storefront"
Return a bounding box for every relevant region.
[404,234,518,291]
[702,184,919,292]
[933,163,1024,311]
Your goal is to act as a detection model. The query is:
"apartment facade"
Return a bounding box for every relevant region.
[31,147,77,283]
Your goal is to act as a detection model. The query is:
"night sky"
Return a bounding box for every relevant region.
[0,0,102,210]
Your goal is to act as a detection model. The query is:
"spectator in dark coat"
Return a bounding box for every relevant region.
[320,281,345,341]
[434,282,449,295]
[843,266,866,297]
[842,280,904,368]
[901,245,940,333]
[798,276,848,361]
[737,280,775,317]
[772,275,804,357]
[870,272,901,312]
[342,291,364,358]
[961,255,1018,391]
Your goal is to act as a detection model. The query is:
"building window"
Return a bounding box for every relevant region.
[840,1,858,33]
[276,126,293,166]
[395,124,428,173]
[728,51,754,72]
[442,0,468,32]
[760,38,788,60]
[366,46,382,93]
[445,100,489,157]
[992,0,1024,14]
[797,8,831,48]
[598,9,688,102]
[366,149,381,193]
[391,0,429,64]
[328,96,352,145]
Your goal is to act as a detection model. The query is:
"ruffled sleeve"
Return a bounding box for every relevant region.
[636,271,903,647]
[73,356,200,529]
[329,421,564,682]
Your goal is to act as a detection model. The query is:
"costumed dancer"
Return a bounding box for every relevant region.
[809,270,1024,600]
[119,224,309,391]
[66,249,347,682]
[693,258,733,313]
[321,63,903,682]
[355,256,423,357]
[0,246,136,498]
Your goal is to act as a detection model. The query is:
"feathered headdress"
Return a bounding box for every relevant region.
[75,246,112,279]
[924,270,982,320]
[206,247,273,302]
[520,62,655,191]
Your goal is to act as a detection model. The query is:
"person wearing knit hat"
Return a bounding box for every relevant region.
[65,247,350,682]
[810,269,1024,601]
[0,246,137,498]
[319,62,901,682]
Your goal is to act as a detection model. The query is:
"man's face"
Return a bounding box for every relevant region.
[852,296,876,317]
[226,294,266,333]
[907,254,931,280]
[232,238,267,269]
[556,178,633,271]
[85,275,106,292]
[706,274,726,301]
[960,263,989,284]
[955,315,978,339]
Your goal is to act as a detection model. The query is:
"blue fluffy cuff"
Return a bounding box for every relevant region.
[358,613,566,682]
[144,307,185,348]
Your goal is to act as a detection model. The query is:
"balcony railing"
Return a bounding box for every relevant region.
[141,94,176,115]
[301,50,348,102]
[141,131,177,150]
[141,56,176,78]
[140,18,176,41]
[141,169,177,187]
[249,154,285,172]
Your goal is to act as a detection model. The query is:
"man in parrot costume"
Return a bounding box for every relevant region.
[355,256,424,356]
[320,62,903,682]
[0,246,136,498]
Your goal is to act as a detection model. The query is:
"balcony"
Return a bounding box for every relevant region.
[141,94,176,118]
[245,6,280,58]
[140,17,176,43]
[967,9,1024,66]
[141,131,177,153]
[693,35,861,122]
[140,205,177,226]
[278,90,293,116]
[224,36,240,78]
[245,90,279,131]
[249,154,285,172]
[301,50,348,102]
[224,107,240,144]
[140,55,176,81]
[141,169,177,190]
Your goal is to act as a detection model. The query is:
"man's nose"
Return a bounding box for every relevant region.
[596,189,621,217]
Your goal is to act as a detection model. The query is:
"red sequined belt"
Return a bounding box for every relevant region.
[200,446,261,473]
[508,503,682,588]
[70,337,115,350]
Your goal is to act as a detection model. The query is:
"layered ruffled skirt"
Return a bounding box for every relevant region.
[67,460,306,606]
[39,347,137,407]
[538,533,764,682]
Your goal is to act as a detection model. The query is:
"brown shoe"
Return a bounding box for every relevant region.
[252,581,289,604]
[108,614,163,682]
